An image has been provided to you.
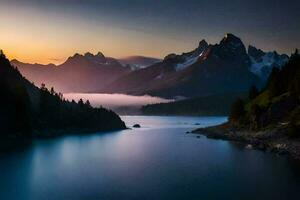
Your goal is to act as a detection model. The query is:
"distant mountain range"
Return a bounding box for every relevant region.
[11,52,132,93]
[11,33,288,98]
[98,34,289,98]
[11,54,161,93]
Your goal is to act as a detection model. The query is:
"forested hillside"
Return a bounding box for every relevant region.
[193,50,300,159]
[141,93,246,116]
[0,51,125,150]
[229,50,300,136]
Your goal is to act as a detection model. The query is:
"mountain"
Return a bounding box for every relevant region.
[11,34,288,98]
[101,34,287,98]
[118,56,161,70]
[11,52,131,93]
[141,92,247,116]
[193,51,300,159]
[248,45,289,81]
[98,39,209,97]
[0,51,126,150]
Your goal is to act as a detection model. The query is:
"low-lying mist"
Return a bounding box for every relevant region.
[63,93,174,114]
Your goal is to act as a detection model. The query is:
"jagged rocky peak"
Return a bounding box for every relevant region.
[198,39,209,50]
[84,51,106,59]
[248,45,265,61]
[248,45,289,80]
[208,33,248,61]
[72,53,83,58]
[162,39,209,71]
[88,52,107,63]
[66,53,84,63]
[163,39,208,61]
[248,45,289,62]
[84,52,94,57]
[66,51,108,64]
[219,33,246,53]
[222,33,242,42]
[96,51,105,58]
[193,39,209,56]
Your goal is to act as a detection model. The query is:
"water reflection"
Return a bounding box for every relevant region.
[0,116,299,200]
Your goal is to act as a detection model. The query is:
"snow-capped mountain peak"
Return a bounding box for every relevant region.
[163,39,209,71]
[175,51,204,71]
[248,46,289,80]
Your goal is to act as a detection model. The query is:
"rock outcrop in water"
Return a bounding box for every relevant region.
[133,124,141,128]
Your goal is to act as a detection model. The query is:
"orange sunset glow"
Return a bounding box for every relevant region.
[1,1,300,200]
[0,4,200,64]
[2,1,298,64]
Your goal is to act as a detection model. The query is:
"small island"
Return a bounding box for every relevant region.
[133,124,141,128]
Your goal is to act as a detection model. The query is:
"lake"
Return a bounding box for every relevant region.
[0,116,299,200]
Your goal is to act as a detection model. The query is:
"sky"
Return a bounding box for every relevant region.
[0,0,299,64]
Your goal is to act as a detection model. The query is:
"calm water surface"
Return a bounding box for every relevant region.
[0,116,299,200]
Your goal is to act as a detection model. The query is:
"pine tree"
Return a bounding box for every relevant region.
[248,85,259,100]
[229,98,245,123]
[267,68,282,98]
[50,87,55,95]
[85,100,92,108]
[78,99,84,108]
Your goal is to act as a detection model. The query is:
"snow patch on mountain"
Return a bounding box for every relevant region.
[175,52,203,71]
[250,53,275,74]
[249,52,288,79]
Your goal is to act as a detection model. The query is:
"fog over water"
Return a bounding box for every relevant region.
[63,93,173,110]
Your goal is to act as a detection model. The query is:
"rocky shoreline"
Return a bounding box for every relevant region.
[192,123,300,160]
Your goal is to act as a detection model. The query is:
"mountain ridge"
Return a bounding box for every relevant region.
[11,52,132,93]
[11,33,289,98]
[100,33,288,98]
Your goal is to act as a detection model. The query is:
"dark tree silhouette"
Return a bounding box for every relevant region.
[0,51,126,143]
[85,100,92,108]
[248,85,259,100]
[229,98,245,123]
[228,49,300,135]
